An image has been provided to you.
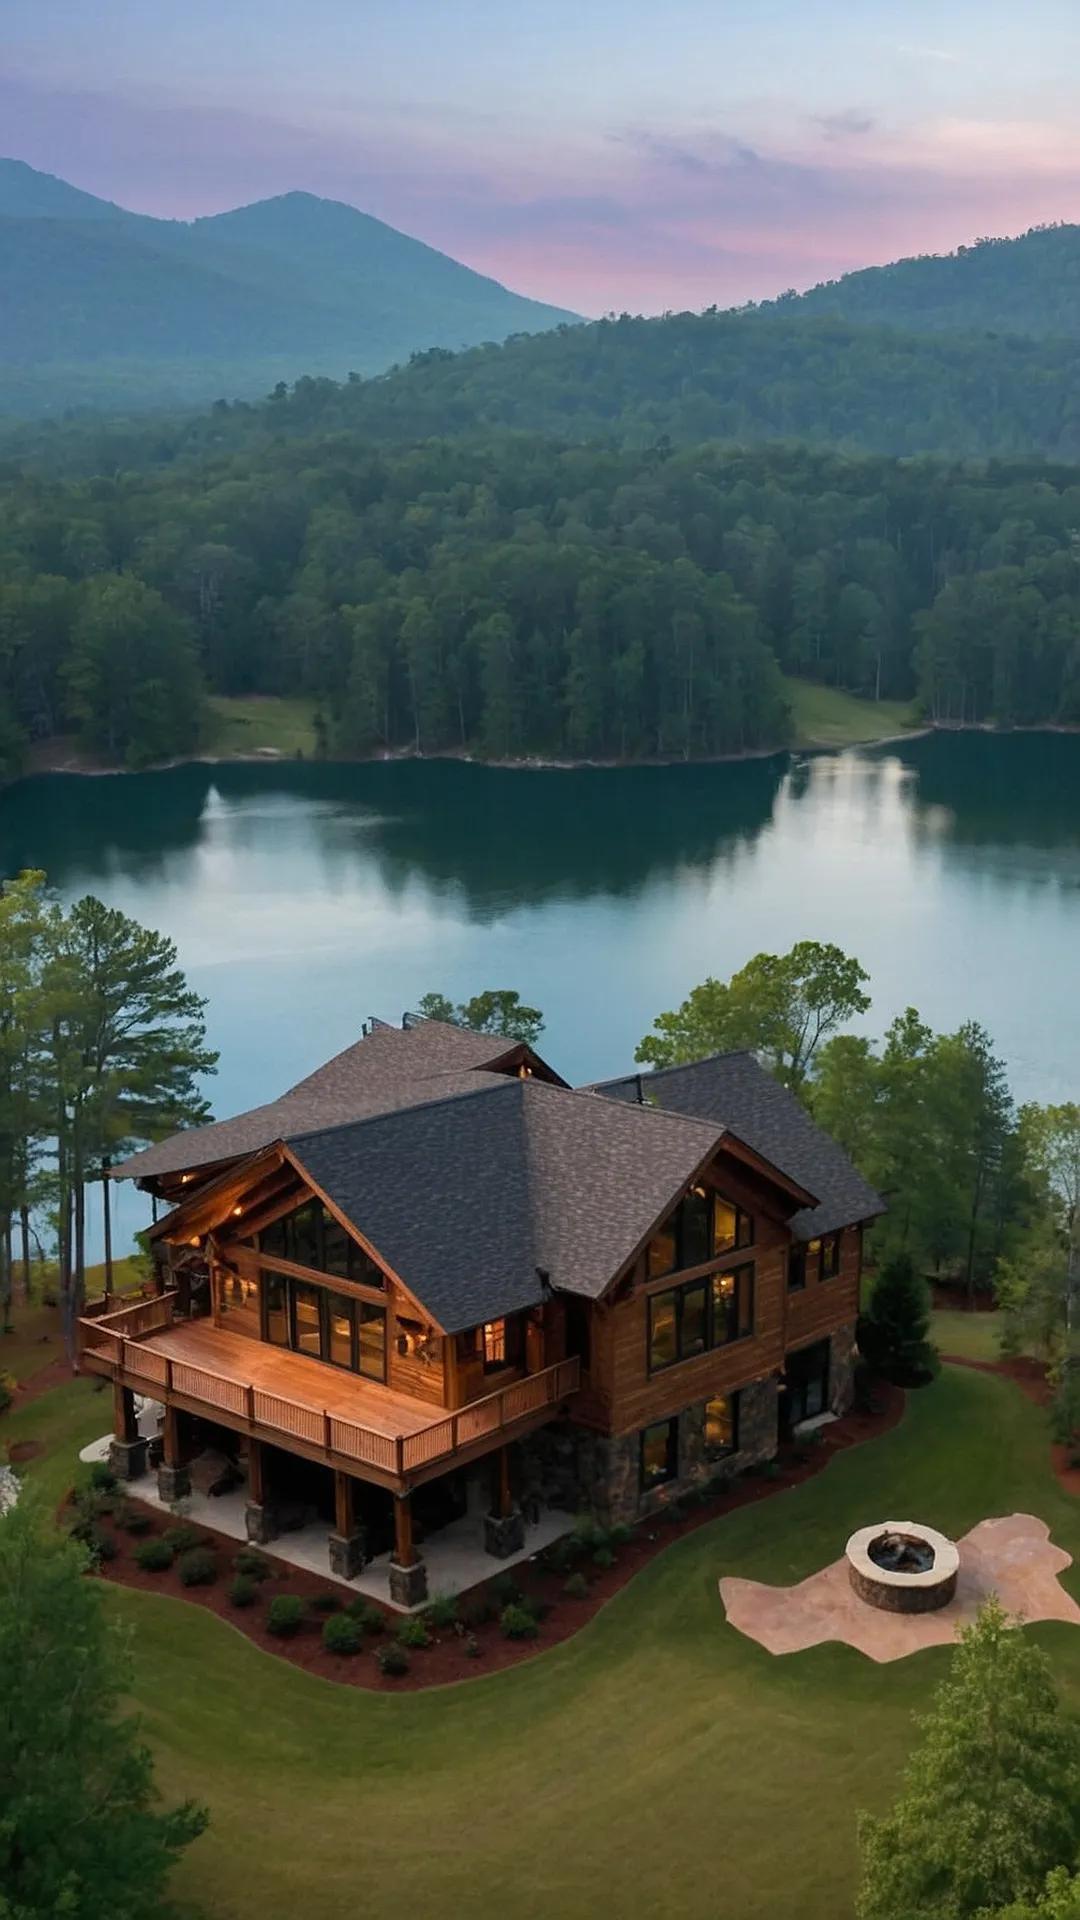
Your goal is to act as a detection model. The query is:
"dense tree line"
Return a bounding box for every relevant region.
[762,224,1080,341]
[3,436,1080,771]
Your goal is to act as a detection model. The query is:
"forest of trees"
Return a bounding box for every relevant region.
[3,434,1080,772]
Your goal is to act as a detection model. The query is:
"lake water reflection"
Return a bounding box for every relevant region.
[2,732,1079,1249]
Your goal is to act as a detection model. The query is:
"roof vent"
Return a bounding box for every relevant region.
[361,1016,395,1037]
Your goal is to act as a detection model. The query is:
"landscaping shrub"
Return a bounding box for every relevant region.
[322,1613,364,1656]
[426,1590,459,1629]
[592,1545,615,1570]
[459,1592,495,1629]
[396,1616,431,1649]
[0,1378,14,1415]
[375,1643,409,1677]
[529,1598,553,1623]
[501,1603,539,1640]
[117,1505,153,1536]
[227,1574,258,1609]
[233,1547,272,1581]
[464,1633,481,1658]
[312,1591,342,1613]
[858,1253,938,1385]
[490,1573,523,1607]
[345,1598,385,1632]
[541,1535,581,1573]
[163,1523,203,1556]
[266,1595,306,1638]
[176,1548,217,1588]
[608,1522,636,1546]
[853,1358,880,1415]
[760,1461,782,1481]
[134,1538,174,1573]
[86,1525,117,1564]
[571,1516,608,1553]
[563,1572,589,1599]
[88,1461,117,1492]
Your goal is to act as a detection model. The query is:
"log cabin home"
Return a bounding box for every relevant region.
[84,1017,883,1605]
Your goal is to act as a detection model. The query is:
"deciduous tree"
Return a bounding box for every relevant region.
[858,1596,1080,1919]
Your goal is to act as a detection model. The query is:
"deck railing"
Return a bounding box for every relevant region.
[77,1311,579,1481]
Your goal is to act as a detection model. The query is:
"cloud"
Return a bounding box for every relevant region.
[812,110,875,141]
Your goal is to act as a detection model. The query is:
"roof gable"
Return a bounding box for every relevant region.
[589,1052,884,1240]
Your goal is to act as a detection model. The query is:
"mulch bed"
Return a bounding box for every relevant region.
[941,1351,1080,1499]
[72,1382,905,1693]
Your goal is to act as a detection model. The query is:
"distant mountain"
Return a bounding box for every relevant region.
[0,161,580,414]
[761,226,1080,338]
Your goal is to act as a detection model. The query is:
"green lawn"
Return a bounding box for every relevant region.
[12,1362,1080,1920]
[931,1307,1007,1364]
[783,676,923,750]
[204,696,320,760]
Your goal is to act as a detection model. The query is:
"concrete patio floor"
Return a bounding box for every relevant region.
[720,1513,1080,1662]
[79,1418,573,1613]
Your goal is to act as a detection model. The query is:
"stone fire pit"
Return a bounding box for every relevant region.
[846,1521,959,1613]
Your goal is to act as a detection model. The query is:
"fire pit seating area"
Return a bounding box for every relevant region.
[845,1521,960,1614]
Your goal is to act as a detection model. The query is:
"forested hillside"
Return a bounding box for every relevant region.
[0,161,579,415]
[2,437,1079,777]
[9,310,1080,477]
[764,225,1080,339]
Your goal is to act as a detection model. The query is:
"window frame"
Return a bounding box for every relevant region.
[820,1231,843,1281]
[646,1186,754,1282]
[258,1270,387,1382]
[639,1417,679,1492]
[704,1391,740,1461]
[257,1200,386,1291]
[647,1262,755,1374]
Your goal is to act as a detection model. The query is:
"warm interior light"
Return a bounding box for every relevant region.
[189,1236,200,1247]
[232,1206,243,1216]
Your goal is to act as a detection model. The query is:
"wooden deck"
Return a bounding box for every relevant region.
[80,1298,579,1491]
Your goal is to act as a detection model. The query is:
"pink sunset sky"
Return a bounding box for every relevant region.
[5,0,1080,315]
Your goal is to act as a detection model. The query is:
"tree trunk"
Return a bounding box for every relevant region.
[0,1219,10,1333]
[102,1158,113,1295]
[18,1206,30,1306]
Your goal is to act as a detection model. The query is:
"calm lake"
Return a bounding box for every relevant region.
[2,733,1078,1252]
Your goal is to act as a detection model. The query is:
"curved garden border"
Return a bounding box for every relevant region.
[71,1383,905,1692]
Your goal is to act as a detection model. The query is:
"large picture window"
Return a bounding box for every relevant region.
[258,1200,385,1289]
[648,1263,754,1372]
[258,1270,386,1381]
[647,1186,753,1281]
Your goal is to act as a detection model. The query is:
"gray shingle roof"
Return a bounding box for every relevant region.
[589,1053,885,1241]
[113,1021,554,1182]
[287,1078,725,1332]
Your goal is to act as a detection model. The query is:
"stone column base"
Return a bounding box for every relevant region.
[157,1463,191,1503]
[389,1558,428,1607]
[328,1530,366,1579]
[244,1501,278,1545]
[483,1509,526,1558]
[109,1437,148,1482]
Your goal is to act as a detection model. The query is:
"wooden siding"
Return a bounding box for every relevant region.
[782,1226,862,1354]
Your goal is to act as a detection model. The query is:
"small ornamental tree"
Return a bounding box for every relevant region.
[858,1252,937,1384]
[414,989,544,1044]
[0,1492,207,1917]
[857,1597,1080,1920]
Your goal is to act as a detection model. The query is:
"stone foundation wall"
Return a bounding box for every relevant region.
[518,1374,780,1529]
[828,1322,858,1415]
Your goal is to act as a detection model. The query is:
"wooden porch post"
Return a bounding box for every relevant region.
[495,1445,512,1520]
[109,1381,147,1481]
[113,1380,138,1444]
[334,1470,355,1539]
[158,1403,192,1502]
[247,1437,265,1508]
[393,1492,415,1568]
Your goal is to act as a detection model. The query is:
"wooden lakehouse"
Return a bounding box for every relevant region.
[84,1019,884,1605]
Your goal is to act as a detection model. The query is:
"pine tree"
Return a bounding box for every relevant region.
[858,1597,1080,1919]
[0,1492,208,1916]
[858,1251,937,1382]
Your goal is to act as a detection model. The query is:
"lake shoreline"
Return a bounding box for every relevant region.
[12,725,943,787]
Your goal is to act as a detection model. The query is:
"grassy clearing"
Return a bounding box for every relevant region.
[931,1307,1007,1364]
[12,1363,1080,1920]
[204,695,320,760]
[784,676,922,750]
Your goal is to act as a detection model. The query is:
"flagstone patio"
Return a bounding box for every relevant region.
[719,1513,1080,1662]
